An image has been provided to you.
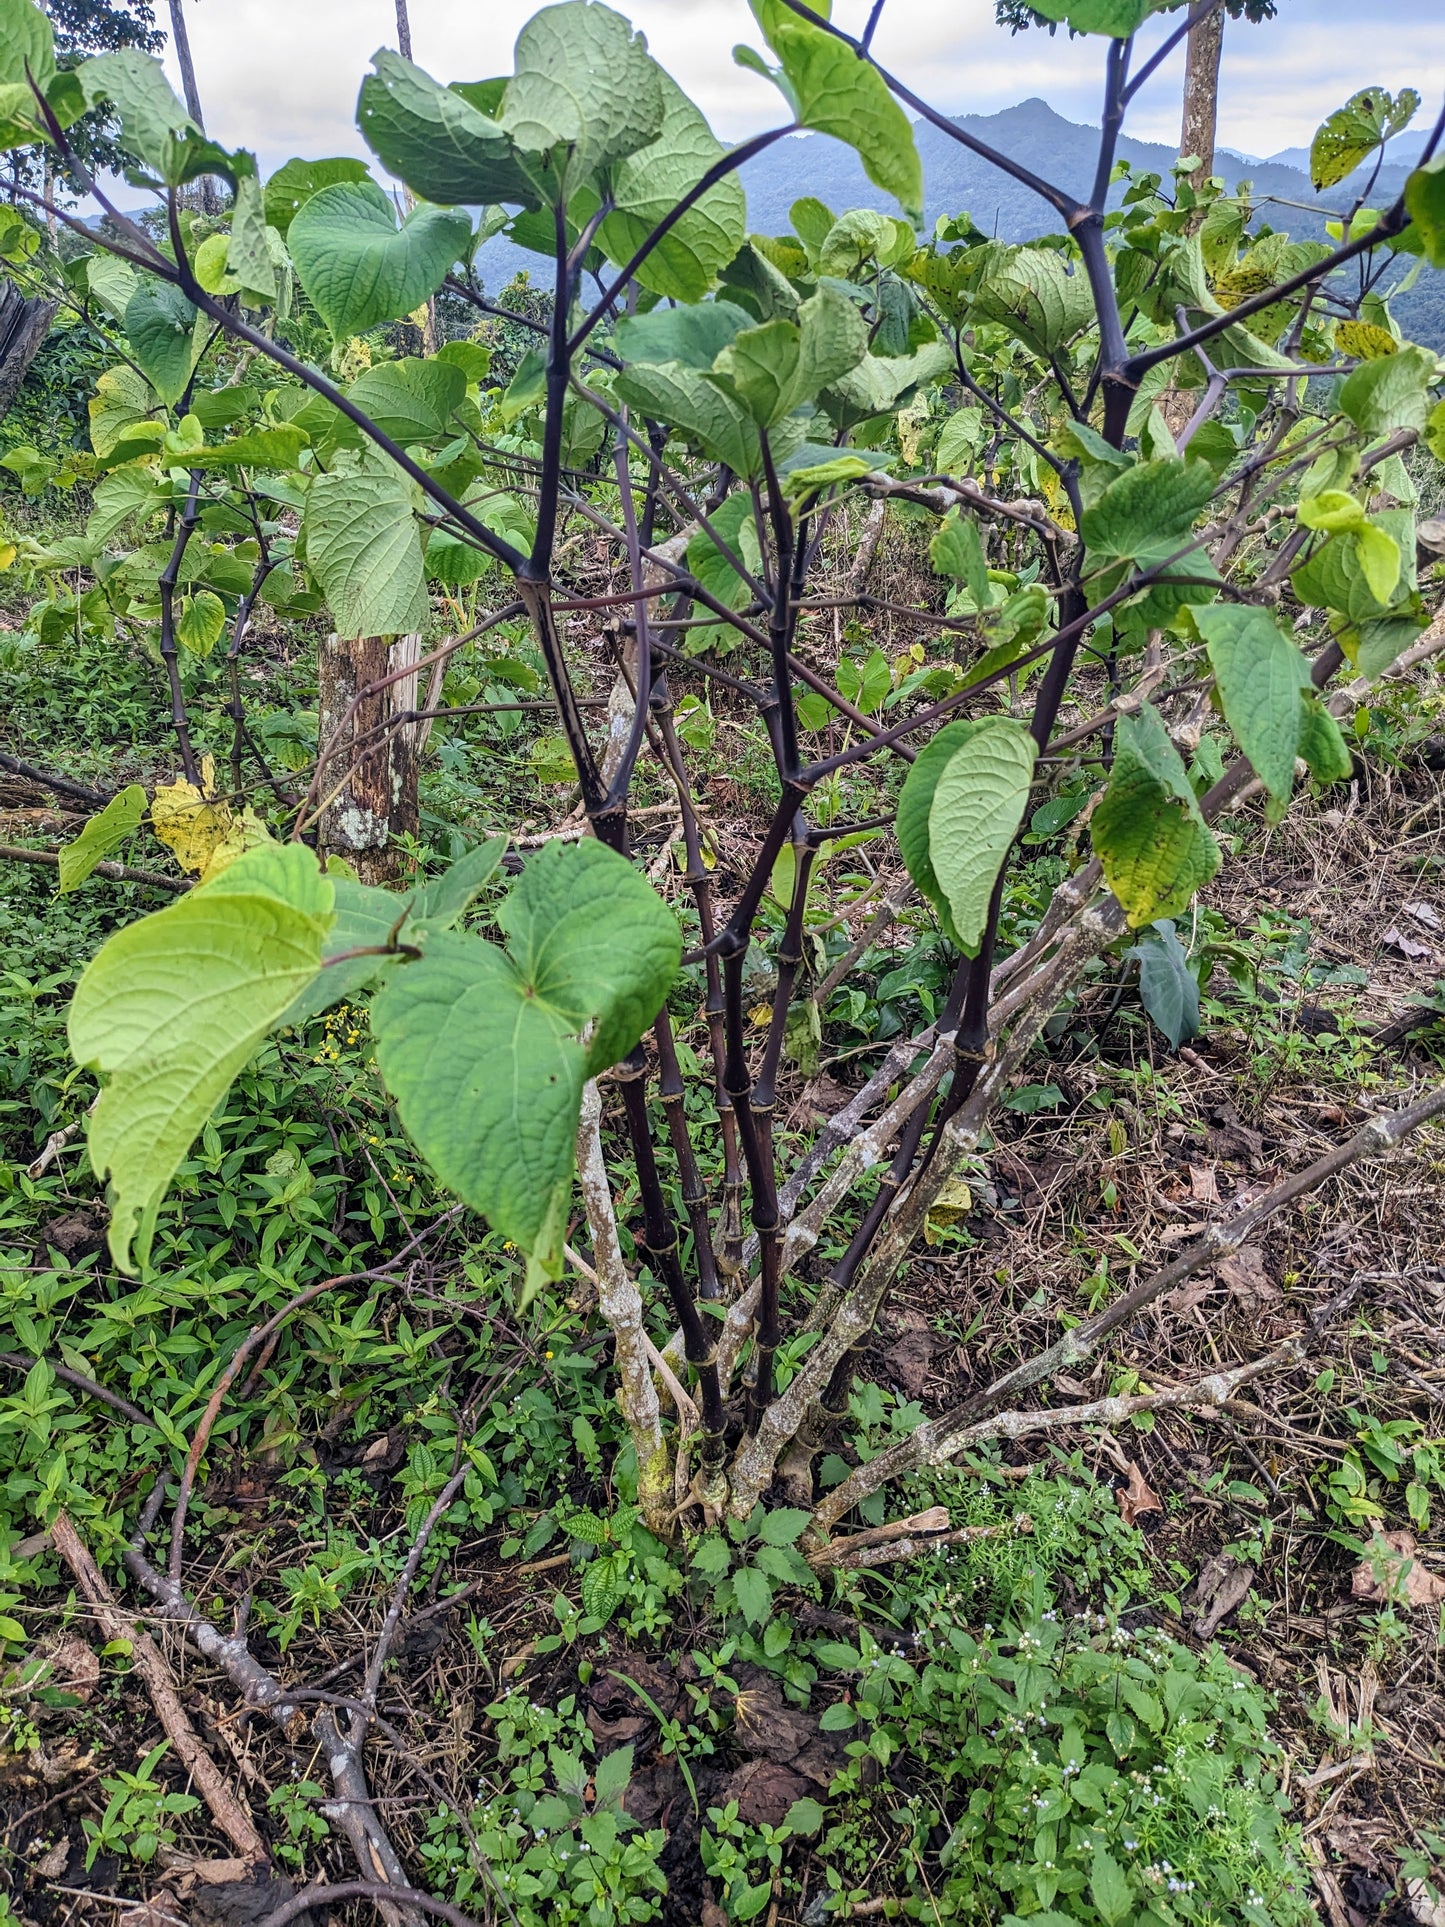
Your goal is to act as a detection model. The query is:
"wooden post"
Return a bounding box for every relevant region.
[315,633,423,884]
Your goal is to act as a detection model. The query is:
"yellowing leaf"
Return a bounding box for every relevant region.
[196,806,273,883]
[68,844,333,1270]
[1335,319,1397,360]
[151,769,272,881]
[150,778,230,875]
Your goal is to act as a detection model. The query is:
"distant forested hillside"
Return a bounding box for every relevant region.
[477,96,1442,346]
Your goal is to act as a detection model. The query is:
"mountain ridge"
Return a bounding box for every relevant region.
[471,94,1439,345]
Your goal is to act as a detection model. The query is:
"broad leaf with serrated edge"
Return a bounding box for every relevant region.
[731,1564,773,1626]
[305,457,427,639]
[496,839,681,1076]
[597,66,747,301]
[895,720,973,944]
[927,721,1038,954]
[124,280,198,407]
[278,873,412,1029]
[1091,704,1221,926]
[930,507,990,610]
[357,50,540,209]
[1338,345,1436,437]
[614,301,752,370]
[346,358,467,444]
[971,244,1093,356]
[686,493,762,619]
[1081,458,1216,572]
[68,845,332,1270]
[264,156,372,235]
[612,359,787,478]
[500,1,664,201]
[1299,696,1354,784]
[1128,920,1200,1050]
[1195,603,1312,802]
[1031,0,1156,36]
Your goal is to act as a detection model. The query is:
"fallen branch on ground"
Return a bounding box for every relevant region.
[50,1512,269,1866]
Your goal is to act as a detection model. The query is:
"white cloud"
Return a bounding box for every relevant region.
[159,0,1444,180]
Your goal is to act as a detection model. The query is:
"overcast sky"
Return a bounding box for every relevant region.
[159,0,1445,180]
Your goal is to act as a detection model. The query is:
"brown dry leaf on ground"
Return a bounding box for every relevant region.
[1350,1532,1445,1607]
[1189,1163,1220,1203]
[1217,1245,1279,1303]
[1116,1462,1163,1526]
[1189,1553,1257,1638]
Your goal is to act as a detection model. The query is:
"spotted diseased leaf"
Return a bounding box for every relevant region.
[1194,603,1312,803]
[68,846,333,1270]
[1310,87,1420,191]
[57,785,148,894]
[1091,704,1221,927]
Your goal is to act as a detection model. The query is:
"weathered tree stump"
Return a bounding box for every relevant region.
[315,632,423,884]
[0,281,57,423]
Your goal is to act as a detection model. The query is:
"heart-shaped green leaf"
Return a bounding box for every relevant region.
[926,720,1038,954]
[370,840,680,1288]
[304,454,428,639]
[1195,603,1312,803]
[124,279,199,406]
[289,177,472,339]
[500,0,665,201]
